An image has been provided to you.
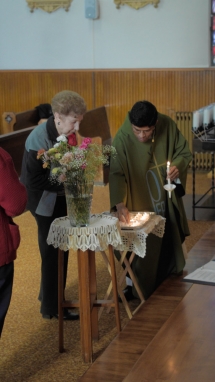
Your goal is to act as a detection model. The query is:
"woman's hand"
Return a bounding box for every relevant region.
[167,166,179,182]
[115,202,130,223]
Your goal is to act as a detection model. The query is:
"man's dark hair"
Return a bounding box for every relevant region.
[35,103,53,119]
[128,100,158,127]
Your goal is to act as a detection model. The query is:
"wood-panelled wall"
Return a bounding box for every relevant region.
[1,68,215,137]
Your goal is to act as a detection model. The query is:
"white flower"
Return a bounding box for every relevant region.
[57,134,67,143]
[37,137,117,185]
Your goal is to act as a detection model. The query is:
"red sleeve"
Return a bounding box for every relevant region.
[0,149,27,217]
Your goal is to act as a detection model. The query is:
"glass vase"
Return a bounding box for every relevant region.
[64,181,94,227]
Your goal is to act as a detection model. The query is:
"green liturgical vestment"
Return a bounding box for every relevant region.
[109,112,192,299]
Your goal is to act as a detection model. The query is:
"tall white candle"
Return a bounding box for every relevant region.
[203,108,211,126]
[167,161,171,198]
[167,161,171,185]
[213,105,215,124]
[193,111,200,130]
[199,108,204,126]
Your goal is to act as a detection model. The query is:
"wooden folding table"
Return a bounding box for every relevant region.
[47,214,122,363]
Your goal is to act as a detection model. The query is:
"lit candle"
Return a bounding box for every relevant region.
[167,161,171,185]
[167,161,171,198]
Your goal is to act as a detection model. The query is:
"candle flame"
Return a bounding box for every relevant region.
[120,212,150,228]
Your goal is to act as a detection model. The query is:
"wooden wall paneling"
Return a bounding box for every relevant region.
[94,70,137,137]
[174,69,215,112]
[204,69,215,106]
[94,70,192,138]
[94,70,161,137]
[190,70,204,110]
[0,70,94,133]
[1,69,215,137]
[186,70,204,111]
[35,71,94,110]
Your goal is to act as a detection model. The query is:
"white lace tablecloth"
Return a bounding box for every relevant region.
[47,213,166,258]
[47,214,122,252]
[116,214,166,258]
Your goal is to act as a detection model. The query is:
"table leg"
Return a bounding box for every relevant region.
[117,251,145,317]
[58,249,64,353]
[89,250,99,341]
[108,245,121,333]
[99,250,135,319]
[77,249,93,363]
[123,255,145,303]
[59,246,120,361]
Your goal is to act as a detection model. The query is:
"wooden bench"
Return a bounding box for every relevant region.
[78,106,112,185]
[1,109,40,134]
[0,127,35,176]
[0,106,112,183]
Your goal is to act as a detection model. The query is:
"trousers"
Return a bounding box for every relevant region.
[0,262,14,336]
[32,195,68,316]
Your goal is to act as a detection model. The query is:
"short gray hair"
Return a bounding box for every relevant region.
[51,90,86,116]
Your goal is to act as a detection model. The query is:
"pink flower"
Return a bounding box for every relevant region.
[60,152,74,164]
[58,173,67,182]
[79,137,92,149]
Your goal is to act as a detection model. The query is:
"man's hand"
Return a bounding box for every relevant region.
[115,202,130,223]
[167,166,179,182]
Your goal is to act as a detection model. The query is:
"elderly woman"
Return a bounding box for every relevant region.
[21,90,86,320]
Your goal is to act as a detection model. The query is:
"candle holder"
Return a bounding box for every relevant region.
[163,184,176,198]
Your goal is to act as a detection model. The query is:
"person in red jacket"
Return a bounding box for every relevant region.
[0,147,27,336]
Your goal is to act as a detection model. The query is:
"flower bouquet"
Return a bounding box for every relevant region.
[37,135,116,226]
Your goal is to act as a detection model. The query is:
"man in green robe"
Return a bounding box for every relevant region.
[109,101,192,300]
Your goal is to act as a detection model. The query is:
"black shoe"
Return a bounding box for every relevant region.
[118,286,137,302]
[171,270,183,276]
[54,311,79,321]
[42,314,53,320]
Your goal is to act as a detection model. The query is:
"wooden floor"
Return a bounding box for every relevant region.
[123,283,215,382]
[80,224,215,382]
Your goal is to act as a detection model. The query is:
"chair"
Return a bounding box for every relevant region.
[78,106,112,185]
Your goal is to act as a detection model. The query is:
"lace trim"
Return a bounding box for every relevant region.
[115,215,166,257]
[47,214,122,252]
[47,213,166,258]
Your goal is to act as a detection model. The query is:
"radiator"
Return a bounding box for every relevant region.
[175,111,213,170]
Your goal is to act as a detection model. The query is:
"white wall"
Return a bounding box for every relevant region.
[0,0,210,69]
